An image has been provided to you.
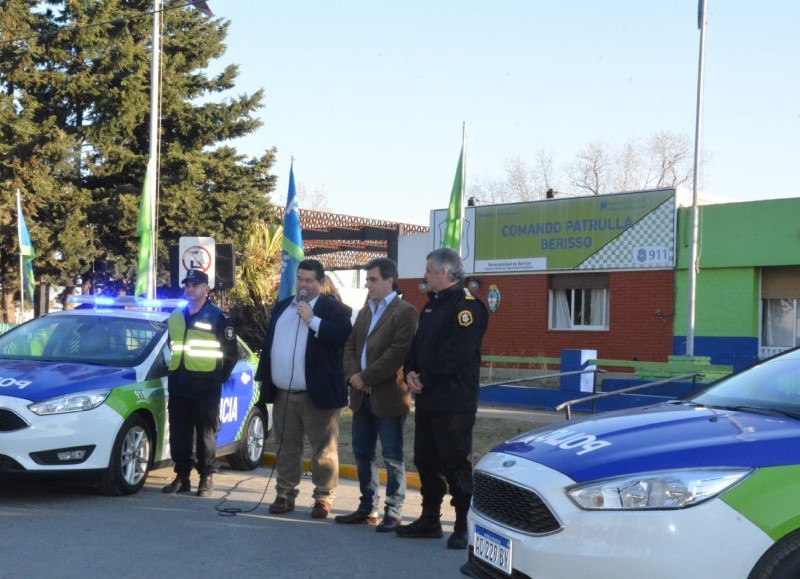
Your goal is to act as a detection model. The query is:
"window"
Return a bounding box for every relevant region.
[761,299,800,348]
[761,267,800,351]
[549,274,609,330]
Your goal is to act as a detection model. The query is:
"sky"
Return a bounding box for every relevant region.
[204,0,799,226]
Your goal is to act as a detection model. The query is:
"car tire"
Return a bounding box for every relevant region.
[750,532,800,579]
[97,414,153,496]
[227,406,266,471]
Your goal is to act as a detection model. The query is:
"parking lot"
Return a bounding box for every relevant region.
[1,465,465,578]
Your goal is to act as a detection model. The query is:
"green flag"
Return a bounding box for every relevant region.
[135,166,152,296]
[442,145,464,251]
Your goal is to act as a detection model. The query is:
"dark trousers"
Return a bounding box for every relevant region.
[413,407,476,511]
[168,393,221,476]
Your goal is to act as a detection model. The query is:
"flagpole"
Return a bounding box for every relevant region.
[146,0,162,300]
[16,190,25,323]
[461,120,467,220]
[685,0,708,356]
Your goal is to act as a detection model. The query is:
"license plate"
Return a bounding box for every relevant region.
[474,524,512,575]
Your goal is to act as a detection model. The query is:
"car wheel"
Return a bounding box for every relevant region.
[97,414,153,496]
[227,407,266,470]
[750,532,800,579]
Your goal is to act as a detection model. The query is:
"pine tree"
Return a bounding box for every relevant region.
[2,0,276,301]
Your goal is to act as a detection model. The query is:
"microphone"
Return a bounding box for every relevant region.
[298,289,308,302]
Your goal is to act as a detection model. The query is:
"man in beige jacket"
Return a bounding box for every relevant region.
[335,258,418,532]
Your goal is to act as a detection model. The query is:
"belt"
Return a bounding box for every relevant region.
[281,389,307,395]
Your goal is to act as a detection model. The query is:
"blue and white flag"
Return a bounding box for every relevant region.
[17,192,35,303]
[278,162,304,301]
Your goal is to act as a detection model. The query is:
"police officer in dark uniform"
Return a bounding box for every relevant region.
[395,248,489,549]
[162,269,238,497]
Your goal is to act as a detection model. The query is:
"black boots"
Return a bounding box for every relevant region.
[162,476,191,494]
[395,506,443,539]
[197,474,214,497]
[447,506,469,549]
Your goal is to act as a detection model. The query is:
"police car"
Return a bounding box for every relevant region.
[0,296,271,495]
[463,348,800,579]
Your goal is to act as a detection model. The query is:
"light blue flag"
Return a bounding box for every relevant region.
[278,163,304,301]
[18,205,36,303]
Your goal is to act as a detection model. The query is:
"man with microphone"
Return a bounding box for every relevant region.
[255,259,352,518]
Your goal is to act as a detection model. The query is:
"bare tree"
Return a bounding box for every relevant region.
[469,148,558,204]
[644,130,693,189]
[567,140,612,195]
[296,182,331,211]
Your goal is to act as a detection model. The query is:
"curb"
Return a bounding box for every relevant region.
[261,453,421,490]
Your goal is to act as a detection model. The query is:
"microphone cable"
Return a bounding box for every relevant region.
[215,295,306,516]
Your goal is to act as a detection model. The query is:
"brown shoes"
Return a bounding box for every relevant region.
[311,500,332,519]
[334,510,380,525]
[269,496,295,514]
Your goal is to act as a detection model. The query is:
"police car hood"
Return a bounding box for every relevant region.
[0,359,137,403]
[491,402,800,483]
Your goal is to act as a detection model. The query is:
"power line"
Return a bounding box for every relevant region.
[0,1,204,47]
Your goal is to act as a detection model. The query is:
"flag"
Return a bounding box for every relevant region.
[135,165,152,297]
[441,143,465,251]
[278,162,304,301]
[192,1,214,17]
[18,198,35,303]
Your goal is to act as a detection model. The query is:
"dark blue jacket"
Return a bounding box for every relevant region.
[255,293,352,409]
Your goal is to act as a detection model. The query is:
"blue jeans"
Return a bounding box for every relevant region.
[351,400,406,518]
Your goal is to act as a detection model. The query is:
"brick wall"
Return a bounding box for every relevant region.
[398,270,675,363]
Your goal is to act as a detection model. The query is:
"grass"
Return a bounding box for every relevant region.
[264,408,549,472]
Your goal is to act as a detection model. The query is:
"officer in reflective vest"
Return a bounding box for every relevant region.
[162,269,237,498]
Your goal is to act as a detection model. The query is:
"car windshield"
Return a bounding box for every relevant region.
[689,348,800,417]
[0,314,167,367]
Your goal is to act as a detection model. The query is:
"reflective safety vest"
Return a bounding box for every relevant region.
[168,308,223,373]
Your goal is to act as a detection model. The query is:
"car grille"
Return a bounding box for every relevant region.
[473,471,562,535]
[0,409,28,432]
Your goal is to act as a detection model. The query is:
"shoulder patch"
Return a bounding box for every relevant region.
[457,310,474,327]
[224,327,235,341]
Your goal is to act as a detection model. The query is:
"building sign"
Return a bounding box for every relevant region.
[473,189,675,273]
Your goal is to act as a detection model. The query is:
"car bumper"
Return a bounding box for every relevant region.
[0,395,122,472]
[467,451,773,579]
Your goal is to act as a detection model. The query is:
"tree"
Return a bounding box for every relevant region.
[227,220,283,350]
[296,182,331,212]
[476,131,697,204]
[470,149,558,204]
[0,0,79,321]
[0,0,277,310]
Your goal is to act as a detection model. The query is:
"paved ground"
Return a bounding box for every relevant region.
[1,465,466,578]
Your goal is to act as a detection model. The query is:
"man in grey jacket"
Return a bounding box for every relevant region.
[335,258,418,532]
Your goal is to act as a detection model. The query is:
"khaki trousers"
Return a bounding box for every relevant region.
[273,389,341,502]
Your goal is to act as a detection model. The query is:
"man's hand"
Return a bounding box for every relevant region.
[297,301,313,323]
[406,371,424,394]
[349,372,368,392]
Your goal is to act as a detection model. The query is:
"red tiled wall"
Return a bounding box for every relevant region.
[398,270,674,362]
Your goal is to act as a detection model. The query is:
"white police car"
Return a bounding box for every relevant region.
[463,348,800,579]
[0,296,271,495]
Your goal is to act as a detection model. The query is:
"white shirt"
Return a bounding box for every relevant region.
[361,292,397,370]
[270,295,321,391]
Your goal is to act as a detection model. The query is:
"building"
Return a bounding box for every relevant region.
[397,190,800,372]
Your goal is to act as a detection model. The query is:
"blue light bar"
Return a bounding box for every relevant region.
[67,295,187,310]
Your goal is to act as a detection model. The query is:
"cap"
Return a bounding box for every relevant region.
[181,269,209,285]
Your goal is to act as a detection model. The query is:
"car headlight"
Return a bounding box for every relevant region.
[28,389,111,415]
[567,468,753,510]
